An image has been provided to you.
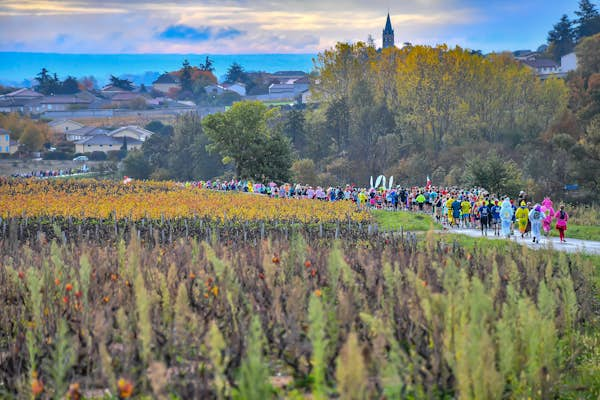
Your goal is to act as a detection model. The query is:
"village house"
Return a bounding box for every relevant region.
[268,71,308,81]
[268,76,310,98]
[110,92,148,107]
[64,126,110,142]
[26,95,92,113]
[152,73,181,94]
[0,88,43,113]
[48,119,84,135]
[221,82,247,96]
[0,128,19,154]
[74,134,142,154]
[109,125,154,142]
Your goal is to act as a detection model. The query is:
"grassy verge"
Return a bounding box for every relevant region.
[371,210,442,231]
[548,224,600,242]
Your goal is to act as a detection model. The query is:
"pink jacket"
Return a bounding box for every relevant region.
[554,209,568,229]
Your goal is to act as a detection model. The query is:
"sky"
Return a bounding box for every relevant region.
[0,0,583,54]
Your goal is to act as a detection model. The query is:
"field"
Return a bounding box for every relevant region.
[0,179,599,399]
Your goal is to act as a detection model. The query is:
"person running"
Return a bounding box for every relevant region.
[446,196,455,226]
[528,204,544,243]
[479,201,490,236]
[416,191,426,212]
[515,201,529,239]
[541,197,555,237]
[491,200,501,236]
[451,197,462,228]
[554,205,569,243]
[500,198,514,239]
[461,197,472,228]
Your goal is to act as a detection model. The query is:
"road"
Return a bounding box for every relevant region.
[443,225,600,255]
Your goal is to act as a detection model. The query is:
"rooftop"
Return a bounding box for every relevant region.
[521,58,559,69]
[153,73,181,84]
[75,134,142,146]
[2,88,43,98]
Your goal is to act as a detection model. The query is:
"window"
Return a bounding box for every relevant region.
[5,146,9,152]
[4,135,8,141]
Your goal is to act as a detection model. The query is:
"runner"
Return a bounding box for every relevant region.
[515,201,529,239]
[500,198,514,239]
[479,201,490,236]
[541,197,555,237]
[491,200,501,236]
[461,197,472,228]
[529,204,544,243]
[555,205,569,243]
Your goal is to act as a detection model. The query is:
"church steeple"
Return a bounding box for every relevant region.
[383,12,395,49]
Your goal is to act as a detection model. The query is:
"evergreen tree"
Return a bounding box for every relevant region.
[109,75,134,91]
[122,150,152,179]
[225,62,246,84]
[180,59,193,92]
[120,136,128,160]
[60,76,79,94]
[575,0,600,39]
[547,15,575,60]
[199,56,215,72]
[169,113,223,180]
[283,109,307,153]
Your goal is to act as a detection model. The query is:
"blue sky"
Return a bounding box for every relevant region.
[0,0,583,54]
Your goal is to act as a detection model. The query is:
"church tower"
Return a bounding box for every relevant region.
[382,12,394,49]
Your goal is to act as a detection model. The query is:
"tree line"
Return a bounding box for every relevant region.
[547,0,600,60]
[123,34,599,201]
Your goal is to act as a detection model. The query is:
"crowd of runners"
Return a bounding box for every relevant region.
[184,179,570,243]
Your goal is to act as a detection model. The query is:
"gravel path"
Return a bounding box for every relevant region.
[443,225,600,255]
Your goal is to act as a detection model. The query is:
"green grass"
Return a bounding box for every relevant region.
[372,209,600,241]
[548,224,600,242]
[371,210,442,231]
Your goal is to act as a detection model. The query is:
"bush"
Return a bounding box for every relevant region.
[89,151,107,161]
[43,151,73,160]
[106,150,122,162]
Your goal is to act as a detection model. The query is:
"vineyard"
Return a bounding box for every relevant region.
[0,179,599,399]
[0,180,372,244]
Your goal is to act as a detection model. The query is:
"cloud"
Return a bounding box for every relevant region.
[0,0,573,54]
[158,24,211,42]
[214,28,243,40]
[157,24,243,43]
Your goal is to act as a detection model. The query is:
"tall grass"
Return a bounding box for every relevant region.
[0,231,598,398]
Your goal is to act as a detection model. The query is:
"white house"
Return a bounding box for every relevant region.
[48,119,84,134]
[65,126,110,142]
[75,134,142,154]
[268,76,310,97]
[221,82,247,96]
[109,125,154,142]
[560,52,577,74]
[520,58,564,80]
